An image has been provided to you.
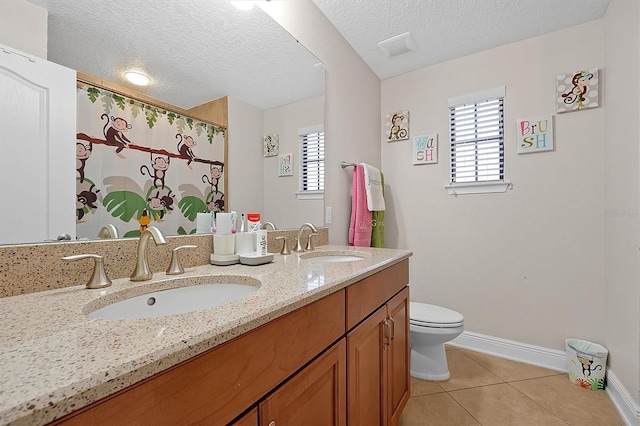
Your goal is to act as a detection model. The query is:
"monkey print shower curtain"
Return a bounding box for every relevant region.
[76,82,226,239]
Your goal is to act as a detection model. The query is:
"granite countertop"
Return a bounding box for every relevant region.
[0,245,411,425]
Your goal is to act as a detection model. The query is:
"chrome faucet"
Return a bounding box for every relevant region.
[261,221,277,230]
[294,222,318,253]
[130,226,167,281]
[98,224,119,239]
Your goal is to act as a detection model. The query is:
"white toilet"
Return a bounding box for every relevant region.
[410,302,464,381]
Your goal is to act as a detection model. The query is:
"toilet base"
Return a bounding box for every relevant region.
[410,343,451,381]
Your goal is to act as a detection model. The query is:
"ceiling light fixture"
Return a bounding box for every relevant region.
[124,70,151,86]
[231,1,255,11]
[377,32,417,58]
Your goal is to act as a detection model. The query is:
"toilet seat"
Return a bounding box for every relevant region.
[410,302,464,328]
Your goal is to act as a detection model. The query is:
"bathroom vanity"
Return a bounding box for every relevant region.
[0,245,411,425]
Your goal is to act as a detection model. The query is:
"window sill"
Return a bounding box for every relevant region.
[295,191,324,200]
[445,181,511,195]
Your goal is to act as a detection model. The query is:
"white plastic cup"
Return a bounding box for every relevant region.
[214,234,236,255]
[216,213,233,235]
[196,213,212,234]
[235,233,256,254]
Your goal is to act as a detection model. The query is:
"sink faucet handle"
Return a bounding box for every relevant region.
[275,236,290,255]
[62,254,112,289]
[306,233,318,251]
[166,245,198,275]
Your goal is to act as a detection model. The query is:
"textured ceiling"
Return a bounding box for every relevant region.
[311,0,612,80]
[28,0,323,110]
[27,0,612,110]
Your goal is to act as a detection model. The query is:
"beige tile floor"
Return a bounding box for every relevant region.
[399,346,624,426]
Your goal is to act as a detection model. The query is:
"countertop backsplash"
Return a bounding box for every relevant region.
[0,228,328,298]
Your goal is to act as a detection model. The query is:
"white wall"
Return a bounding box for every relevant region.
[603,0,640,406]
[382,21,605,350]
[263,96,324,229]
[0,0,47,58]
[259,0,381,244]
[227,96,265,217]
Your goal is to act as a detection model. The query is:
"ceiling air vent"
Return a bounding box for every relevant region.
[377,32,417,58]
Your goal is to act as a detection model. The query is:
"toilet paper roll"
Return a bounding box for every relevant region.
[214,234,236,255]
[235,233,256,254]
[216,213,233,235]
[196,213,212,234]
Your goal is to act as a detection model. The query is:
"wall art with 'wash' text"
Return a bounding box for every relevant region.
[385,110,410,142]
[76,82,226,239]
[516,115,554,154]
[412,133,438,165]
[556,68,599,113]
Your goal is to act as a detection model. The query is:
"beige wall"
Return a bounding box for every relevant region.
[227,96,265,217]
[382,21,605,349]
[263,96,324,229]
[603,0,640,405]
[259,0,381,244]
[0,0,47,58]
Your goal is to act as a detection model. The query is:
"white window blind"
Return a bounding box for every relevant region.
[449,93,504,184]
[299,128,325,192]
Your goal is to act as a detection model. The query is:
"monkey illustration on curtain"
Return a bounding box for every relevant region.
[202,161,224,193]
[140,152,170,189]
[176,133,197,167]
[76,140,92,183]
[101,113,132,157]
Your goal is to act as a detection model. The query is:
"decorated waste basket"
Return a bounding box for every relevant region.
[565,338,608,391]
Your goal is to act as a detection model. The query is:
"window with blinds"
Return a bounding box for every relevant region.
[449,96,504,184]
[299,129,325,192]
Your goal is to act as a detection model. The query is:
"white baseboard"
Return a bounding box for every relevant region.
[606,370,640,426]
[449,331,640,426]
[449,330,567,372]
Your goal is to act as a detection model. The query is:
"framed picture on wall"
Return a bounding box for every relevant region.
[278,153,293,176]
[556,68,599,113]
[385,110,409,142]
[412,133,438,165]
[264,134,279,157]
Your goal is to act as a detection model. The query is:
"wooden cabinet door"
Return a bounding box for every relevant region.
[347,306,388,426]
[260,339,346,426]
[386,287,410,426]
[230,408,258,426]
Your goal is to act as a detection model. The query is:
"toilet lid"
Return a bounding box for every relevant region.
[410,302,464,327]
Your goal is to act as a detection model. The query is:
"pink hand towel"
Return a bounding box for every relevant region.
[349,165,372,247]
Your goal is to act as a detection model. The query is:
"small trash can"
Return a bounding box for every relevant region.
[565,338,608,390]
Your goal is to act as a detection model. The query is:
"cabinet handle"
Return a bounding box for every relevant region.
[268,421,276,426]
[383,319,391,347]
[388,316,396,341]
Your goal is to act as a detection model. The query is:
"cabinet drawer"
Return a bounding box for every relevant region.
[53,290,346,426]
[346,259,409,330]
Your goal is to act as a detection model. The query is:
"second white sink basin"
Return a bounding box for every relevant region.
[87,283,258,320]
[299,250,370,263]
[305,255,364,263]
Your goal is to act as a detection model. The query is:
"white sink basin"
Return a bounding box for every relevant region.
[87,283,258,320]
[299,251,369,263]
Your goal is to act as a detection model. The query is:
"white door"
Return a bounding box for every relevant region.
[0,43,76,244]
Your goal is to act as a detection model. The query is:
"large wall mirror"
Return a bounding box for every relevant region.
[8,0,324,245]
